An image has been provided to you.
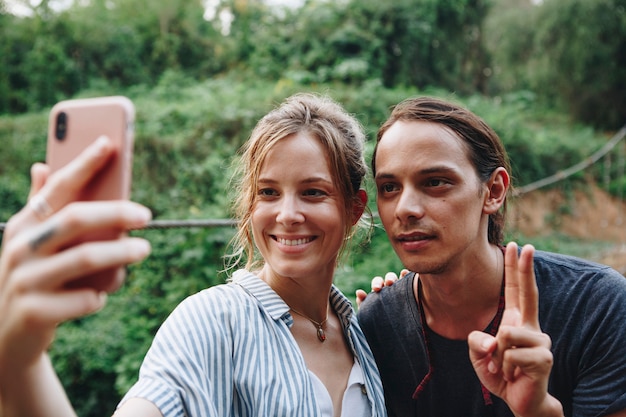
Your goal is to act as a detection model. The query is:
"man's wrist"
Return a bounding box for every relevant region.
[517,395,564,417]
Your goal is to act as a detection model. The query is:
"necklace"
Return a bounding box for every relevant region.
[290,308,328,342]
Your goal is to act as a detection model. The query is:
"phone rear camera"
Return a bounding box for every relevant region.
[55,111,67,140]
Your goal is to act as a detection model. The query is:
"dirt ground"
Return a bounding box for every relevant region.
[508,185,626,274]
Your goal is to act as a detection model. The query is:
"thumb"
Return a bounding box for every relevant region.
[468,330,496,362]
[468,331,499,379]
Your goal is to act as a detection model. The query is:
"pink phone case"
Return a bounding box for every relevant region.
[46,96,136,291]
[47,96,135,202]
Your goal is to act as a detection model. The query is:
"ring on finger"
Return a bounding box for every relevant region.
[29,194,54,220]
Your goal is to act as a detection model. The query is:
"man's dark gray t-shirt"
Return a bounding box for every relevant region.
[358,250,626,417]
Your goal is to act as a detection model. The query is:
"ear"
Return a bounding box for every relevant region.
[483,167,509,214]
[352,189,368,225]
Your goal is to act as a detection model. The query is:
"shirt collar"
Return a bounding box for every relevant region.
[231,269,355,326]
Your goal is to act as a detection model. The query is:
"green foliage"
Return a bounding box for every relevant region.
[1,0,621,131]
[0,112,47,219]
[335,225,405,305]
[243,0,493,91]
[486,0,626,129]
[0,0,225,113]
[51,226,232,416]
[464,91,600,187]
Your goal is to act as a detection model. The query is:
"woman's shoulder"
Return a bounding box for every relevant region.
[170,273,254,318]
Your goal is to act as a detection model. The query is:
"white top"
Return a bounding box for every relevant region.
[309,360,371,417]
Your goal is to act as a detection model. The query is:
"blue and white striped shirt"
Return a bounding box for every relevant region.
[119,269,386,417]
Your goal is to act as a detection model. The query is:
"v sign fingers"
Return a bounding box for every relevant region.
[470,242,562,417]
[492,242,543,371]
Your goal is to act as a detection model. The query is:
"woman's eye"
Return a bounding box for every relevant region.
[258,188,278,197]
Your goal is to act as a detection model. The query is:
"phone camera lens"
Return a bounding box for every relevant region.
[55,111,67,140]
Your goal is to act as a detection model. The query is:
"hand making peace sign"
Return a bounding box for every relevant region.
[468,242,564,417]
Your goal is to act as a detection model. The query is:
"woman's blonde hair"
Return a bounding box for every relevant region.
[226,93,369,271]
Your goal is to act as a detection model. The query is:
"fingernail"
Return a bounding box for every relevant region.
[488,361,497,374]
[127,206,152,229]
[136,206,152,223]
[93,135,110,154]
[132,239,152,258]
[98,291,108,308]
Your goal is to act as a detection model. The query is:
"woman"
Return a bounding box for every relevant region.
[0,93,386,417]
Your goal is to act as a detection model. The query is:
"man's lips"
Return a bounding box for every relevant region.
[396,232,434,242]
[394,232,436,252]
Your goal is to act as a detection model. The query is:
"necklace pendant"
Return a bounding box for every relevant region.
[317,327,326,342]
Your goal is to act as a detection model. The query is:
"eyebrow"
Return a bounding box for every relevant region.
[376,165,458,179]
[257,176,334,185]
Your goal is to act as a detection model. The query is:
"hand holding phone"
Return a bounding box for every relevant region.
[44,96,138,291]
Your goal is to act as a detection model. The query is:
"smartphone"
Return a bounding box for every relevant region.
[47,96,135,292]
[47,95,135,202]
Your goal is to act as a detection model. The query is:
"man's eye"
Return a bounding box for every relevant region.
[304,189,326,197]
[379,183,398,193]
[426,179,446,187]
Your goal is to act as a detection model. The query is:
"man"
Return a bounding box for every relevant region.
[357,97,626,417]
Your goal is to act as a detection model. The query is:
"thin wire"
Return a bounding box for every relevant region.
[0,219,237,233]
[134,219,237,230]
[617,141,625,225]
[513,124,626,196]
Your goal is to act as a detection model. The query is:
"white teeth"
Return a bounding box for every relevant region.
[277,237,312,246]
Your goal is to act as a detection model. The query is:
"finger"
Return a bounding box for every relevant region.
[13,237,150,293]
[399,269,410,279]
[1,164,53,241]
[491,309,522,371]
[65,266,127,294]
[501,344,553,382]
[491,324,552,352]
[490,315,554,377]
[19,289,108,327]
[36,135,115,214]
[371,276,384,292]
[24,201,152,254]
[518,244,540,329]
[504,242,521,314]
[28,163,51,199]
[355,289,367,307]
[384,272,398,287]
[501,346,518,381]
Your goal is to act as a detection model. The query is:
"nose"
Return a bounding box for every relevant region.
[275,195,305,225]
[394,187,425,224]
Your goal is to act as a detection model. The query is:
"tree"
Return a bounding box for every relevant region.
[486,0,626,129]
